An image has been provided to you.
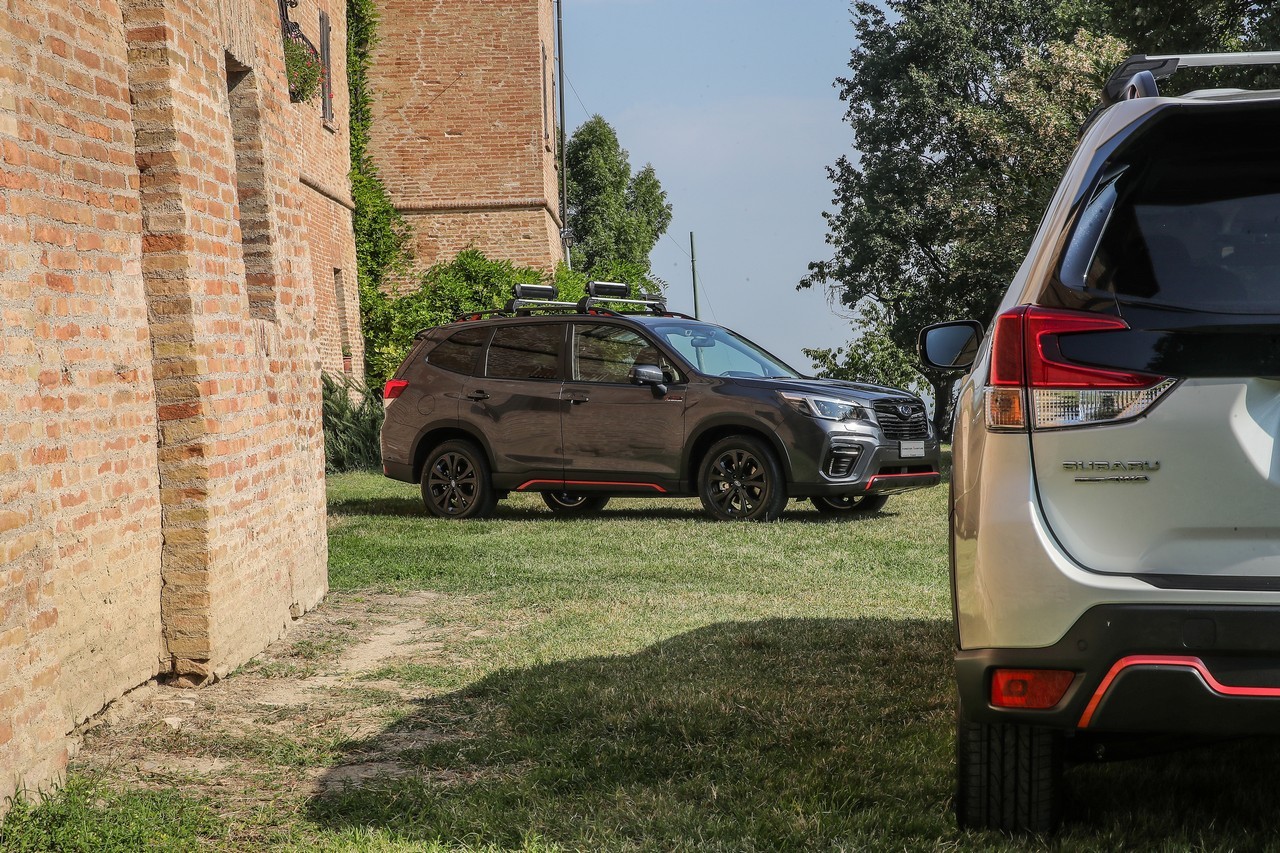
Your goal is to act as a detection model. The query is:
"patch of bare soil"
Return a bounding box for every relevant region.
[69,590,497,832]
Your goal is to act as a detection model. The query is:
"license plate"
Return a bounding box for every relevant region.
[900,440,925,458]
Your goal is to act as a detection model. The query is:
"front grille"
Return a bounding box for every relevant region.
[873,400,928,440]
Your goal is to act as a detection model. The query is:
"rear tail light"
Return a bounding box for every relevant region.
[991,668,1075,709]
[382,379,409,409]
[985,306,1175,431]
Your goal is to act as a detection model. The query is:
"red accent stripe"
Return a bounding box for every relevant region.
[864,471,939,491]
[1077,655,1280,728]
[516,479,667,493]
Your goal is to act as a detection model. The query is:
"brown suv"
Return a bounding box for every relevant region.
[380,283,940,520]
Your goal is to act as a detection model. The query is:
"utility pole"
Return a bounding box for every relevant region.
[689,231,700,319]
[556,0,570,269]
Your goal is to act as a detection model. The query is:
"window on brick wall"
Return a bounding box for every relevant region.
[226,53,278,321]
[335,268,352,372]
[542,42,550,145]
[320,11,334,125]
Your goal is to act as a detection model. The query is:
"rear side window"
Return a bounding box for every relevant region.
[1068,108,1280,312]
[486,324,562,380]
[427,327,488,375]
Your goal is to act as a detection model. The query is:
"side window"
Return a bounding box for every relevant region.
[572,324,668,383]
[486,324,562,380]
[427,326,488,375]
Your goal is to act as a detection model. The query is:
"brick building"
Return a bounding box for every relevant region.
[0,0,357,804]
[367,0,565,277]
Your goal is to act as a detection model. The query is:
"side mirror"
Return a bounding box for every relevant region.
[919,321,984,371]
[630,363,668,395]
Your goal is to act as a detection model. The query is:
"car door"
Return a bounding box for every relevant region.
[560,321,686,490]
[461,320,565,488]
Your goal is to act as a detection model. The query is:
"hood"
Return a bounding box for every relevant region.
[730,375,921,404]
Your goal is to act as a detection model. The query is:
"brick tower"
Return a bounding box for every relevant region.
[368,0,565,277]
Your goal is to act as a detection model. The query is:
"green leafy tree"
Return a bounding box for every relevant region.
[804,306,929,399]
[565,116,673,285]
[803,0,1276,437]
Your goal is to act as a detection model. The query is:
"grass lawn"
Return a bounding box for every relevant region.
[6,471,1280,850]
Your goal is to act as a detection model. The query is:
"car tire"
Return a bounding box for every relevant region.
[698,435,787,521]
[955,707,1064,833]
[810,494,889,513]
[541,491,610,515]
[420,440,497,519]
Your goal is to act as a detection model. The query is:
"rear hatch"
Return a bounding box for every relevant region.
[1019,103,1280,586]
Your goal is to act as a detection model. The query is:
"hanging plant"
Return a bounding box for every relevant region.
[283,34,323,102]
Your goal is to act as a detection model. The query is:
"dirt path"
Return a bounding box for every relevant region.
[70,590,488,821]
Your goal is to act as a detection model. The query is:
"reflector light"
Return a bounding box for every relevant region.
[985,306,1174,431]
[991,668,1075,709]
[383,379,409,403]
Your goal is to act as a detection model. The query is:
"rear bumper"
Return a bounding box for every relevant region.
[958,604,1280,735]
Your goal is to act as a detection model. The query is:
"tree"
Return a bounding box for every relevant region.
[803,0,1278,437]
[565,116,673,285]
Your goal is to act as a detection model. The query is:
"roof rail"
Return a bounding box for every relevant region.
[1103,51,1280,105]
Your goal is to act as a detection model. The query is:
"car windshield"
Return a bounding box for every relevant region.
[650,322,802,379]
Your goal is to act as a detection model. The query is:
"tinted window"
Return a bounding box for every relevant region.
[486,324,562,380]
[1077,109,1280,312]
[427,326,488,375]
[573,324,671,383]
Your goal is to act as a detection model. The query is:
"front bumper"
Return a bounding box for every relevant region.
[958,604,1280,735]
[787,429,942,497]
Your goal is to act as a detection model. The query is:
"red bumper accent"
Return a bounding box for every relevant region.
[1078,655,1280,728]
[864,471,941,495]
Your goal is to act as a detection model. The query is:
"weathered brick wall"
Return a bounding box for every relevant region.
[1,0,350,805]
[1,0,164,804]
[122,0,331,682]
[368,0,563,275]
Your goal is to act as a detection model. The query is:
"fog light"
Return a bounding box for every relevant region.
[990,668,1074,709]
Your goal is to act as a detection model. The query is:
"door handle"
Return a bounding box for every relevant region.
[466,390,490,401]
[565,392,590,404]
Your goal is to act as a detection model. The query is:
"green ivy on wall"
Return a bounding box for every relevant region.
[346,0,412,386]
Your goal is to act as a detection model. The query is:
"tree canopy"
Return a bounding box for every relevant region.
[804,0,1280,435]
[565,115,673,286]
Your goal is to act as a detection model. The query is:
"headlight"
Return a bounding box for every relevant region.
[779,392,872,423]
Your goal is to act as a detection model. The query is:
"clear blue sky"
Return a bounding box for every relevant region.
[563,0,859,370]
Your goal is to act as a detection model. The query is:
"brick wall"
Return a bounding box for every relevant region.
[1,0,164,803]
[367,0,563,276]
[0,0,352,805]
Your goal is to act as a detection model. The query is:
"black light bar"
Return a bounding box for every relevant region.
[587,281,630,299]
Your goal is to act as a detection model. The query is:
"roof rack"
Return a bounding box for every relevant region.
[1102,51,1280,105]
[448,281,689,324]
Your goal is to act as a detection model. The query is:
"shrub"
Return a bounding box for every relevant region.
[321,374,383,472]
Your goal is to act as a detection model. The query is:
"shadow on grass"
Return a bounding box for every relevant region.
[305,617,1280,850]
[307,618,956,849]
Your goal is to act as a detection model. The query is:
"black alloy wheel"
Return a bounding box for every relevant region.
[811,493,889,514]
[421,440,497,519]
[541,491,610,515]
[698,436,787,521]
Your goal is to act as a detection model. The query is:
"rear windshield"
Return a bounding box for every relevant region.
[1065,107,1280,313]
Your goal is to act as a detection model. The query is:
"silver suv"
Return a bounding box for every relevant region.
[920,52,1280,832]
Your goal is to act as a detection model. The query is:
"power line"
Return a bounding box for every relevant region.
[564,73,591,118]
